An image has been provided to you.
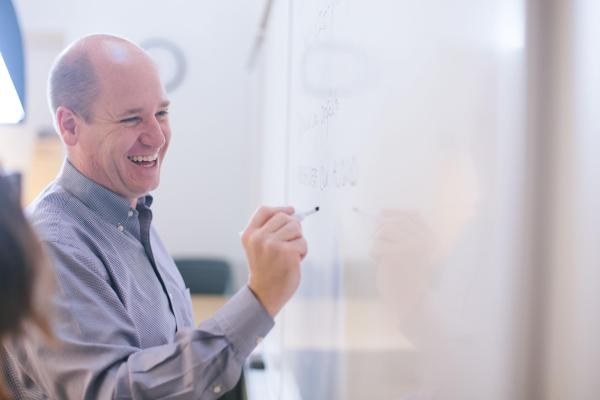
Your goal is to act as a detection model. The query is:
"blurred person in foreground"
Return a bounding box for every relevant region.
[6,34,307,399]
[0,166,53,400]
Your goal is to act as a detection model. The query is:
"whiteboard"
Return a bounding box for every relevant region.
[256,1,528,399]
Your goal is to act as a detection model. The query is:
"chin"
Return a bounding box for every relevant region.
[130,181,159,198]
[141,183,159,195]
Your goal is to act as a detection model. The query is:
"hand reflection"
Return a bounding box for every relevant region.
[371,209,439,339]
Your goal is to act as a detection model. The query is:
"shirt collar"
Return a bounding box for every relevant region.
[57,160,153,231]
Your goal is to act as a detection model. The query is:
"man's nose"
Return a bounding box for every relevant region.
[140,118,166,148]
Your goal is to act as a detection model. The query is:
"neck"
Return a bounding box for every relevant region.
[66,157,140,208]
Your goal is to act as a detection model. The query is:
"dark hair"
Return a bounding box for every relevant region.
[0,175,52,399]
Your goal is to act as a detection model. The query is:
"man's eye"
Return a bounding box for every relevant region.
[156,110,169,118]
[120,116,141,125]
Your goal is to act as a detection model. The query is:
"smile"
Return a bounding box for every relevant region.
[127,153,159,167]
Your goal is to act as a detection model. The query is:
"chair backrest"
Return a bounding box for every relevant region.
[174,258,233,295]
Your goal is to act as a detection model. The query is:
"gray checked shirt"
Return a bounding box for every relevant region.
[4,160,273,399]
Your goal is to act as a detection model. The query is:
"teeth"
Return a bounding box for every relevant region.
[128,153,158,163]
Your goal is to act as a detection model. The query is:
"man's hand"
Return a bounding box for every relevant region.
[241,206,308,317]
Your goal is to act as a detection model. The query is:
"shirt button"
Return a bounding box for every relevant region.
[117,224,124,232]
[128,210,134,217]
[212,384,222,394]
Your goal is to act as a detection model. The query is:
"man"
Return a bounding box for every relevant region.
[8,34,307,399]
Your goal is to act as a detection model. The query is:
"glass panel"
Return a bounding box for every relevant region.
[260,1,527,398]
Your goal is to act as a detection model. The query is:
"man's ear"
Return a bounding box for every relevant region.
[56,106,82,146]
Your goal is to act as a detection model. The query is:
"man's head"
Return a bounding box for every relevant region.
[48,34,171,205]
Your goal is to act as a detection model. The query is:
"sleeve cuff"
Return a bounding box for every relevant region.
[200,286,274,361]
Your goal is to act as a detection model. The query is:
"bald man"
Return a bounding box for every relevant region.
[5,35,307,399]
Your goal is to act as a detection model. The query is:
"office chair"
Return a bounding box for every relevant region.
[174,258,233,295]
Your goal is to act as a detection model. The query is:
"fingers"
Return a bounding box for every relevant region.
[286,237,308,259]
[242,205,306,259]
[261,212,295,234]
[246,206,294,231]
[273,219,303,241]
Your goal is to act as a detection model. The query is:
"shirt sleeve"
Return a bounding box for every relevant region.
[35,241,274,400]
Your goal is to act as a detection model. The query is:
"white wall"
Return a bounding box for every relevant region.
[3,0,266,279]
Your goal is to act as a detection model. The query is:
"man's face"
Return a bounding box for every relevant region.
[75,57,171,201]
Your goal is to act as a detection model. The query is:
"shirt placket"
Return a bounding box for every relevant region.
[136,203,179,331]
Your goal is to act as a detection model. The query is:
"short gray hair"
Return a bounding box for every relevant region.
[47,51,99,123]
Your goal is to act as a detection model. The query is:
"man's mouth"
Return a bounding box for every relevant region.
[127,153,159,168]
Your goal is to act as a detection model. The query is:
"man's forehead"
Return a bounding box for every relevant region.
[94,64,167,112]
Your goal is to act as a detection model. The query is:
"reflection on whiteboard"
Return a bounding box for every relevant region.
[257,0,526,399]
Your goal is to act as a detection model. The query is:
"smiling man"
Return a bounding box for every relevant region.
[55,39,171,206]
[6,34,307,399]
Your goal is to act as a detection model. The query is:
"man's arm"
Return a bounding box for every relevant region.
[32,242,273,400]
